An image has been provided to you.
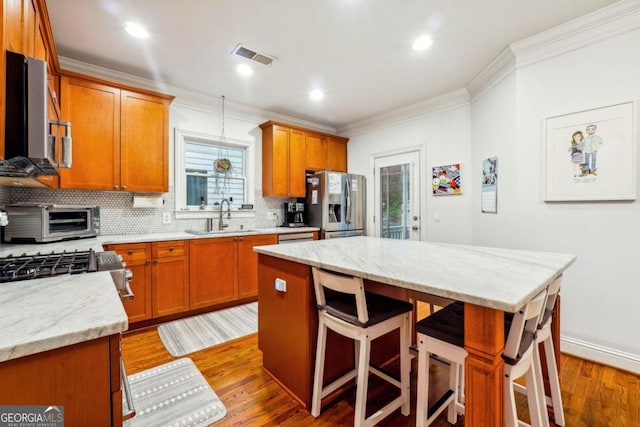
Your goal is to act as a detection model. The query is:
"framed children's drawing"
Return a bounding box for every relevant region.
[543,102,635,201]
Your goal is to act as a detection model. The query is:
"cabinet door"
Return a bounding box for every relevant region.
[108,243,152,323]
[121,90,169,192]
[5,0,24,53]
[189,238,238,309]
[305,132,327,171]
[152,241,189,317]
[327,137,348,172]
[59,76,121,190]
[289,128,306,196]
[270,125,291,196]
[0,336,114,425]
[238,234,277,299]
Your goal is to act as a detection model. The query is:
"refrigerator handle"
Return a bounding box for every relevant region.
[345,177,352,224]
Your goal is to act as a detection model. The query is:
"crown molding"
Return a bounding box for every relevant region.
[510,0,640,68]
[337,88,470,137]
[58,57,337,134]
[466,47,516,101]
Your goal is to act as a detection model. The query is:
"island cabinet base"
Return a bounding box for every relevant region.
[258,254,400,408]
[0,335,122,427]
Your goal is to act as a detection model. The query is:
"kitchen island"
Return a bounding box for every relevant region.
[254,236,576,426]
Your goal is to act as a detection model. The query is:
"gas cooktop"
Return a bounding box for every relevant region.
[0,249,98,283]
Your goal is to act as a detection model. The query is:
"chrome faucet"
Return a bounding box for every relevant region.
[218,199,231,231]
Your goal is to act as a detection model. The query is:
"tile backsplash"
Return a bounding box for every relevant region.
[3,186,291,235]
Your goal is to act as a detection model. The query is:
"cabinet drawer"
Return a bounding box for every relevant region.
[153,241,187,258]
[109,243,149,264]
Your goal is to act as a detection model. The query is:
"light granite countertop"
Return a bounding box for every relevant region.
[0,226,317,362]
[0,272,128,362]
[253,236,577,313]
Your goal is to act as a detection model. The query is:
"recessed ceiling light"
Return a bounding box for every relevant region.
[237,63,253,76]
[309,89,324,100]
[412,35,433,51]
[125,21,149,39]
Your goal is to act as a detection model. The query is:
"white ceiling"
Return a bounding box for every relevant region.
[45,0,619,129]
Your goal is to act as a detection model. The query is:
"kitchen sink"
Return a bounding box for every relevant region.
[185,229,258,236]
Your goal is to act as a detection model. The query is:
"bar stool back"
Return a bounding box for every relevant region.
[504,289,548,427]
[310,267,413,427]
[514,278,565,426]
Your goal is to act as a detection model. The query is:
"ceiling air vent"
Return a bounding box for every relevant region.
[232,44,276,66]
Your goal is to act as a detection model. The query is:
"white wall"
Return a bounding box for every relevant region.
[470,72,519,248]
[347,105,473,244]
[349,26,640,374]
[510,29,640,371]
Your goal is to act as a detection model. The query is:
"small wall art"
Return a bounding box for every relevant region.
[432,163,461,195]
[544,102,635,201]
[481,157,497,213]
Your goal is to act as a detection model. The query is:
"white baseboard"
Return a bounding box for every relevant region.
[561,335,640,374]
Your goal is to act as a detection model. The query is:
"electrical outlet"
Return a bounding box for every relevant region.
[266,212,276,220]
[275,278,287,292]
[162,212,171,224]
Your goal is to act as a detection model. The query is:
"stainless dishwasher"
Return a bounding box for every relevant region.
[277,232,315,244]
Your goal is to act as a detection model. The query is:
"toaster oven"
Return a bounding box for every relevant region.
[3,204,99,243]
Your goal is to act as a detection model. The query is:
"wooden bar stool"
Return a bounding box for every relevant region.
[310,267,413,427]
[503,289,548,427]
[415,302,467,427]
[514,278,565,426]
[415,290,548,427]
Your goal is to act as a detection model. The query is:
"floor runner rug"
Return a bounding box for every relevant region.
[124,358,226,427]
[158,302,258,357]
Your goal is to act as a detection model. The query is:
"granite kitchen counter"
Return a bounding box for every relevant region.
[0,271,128,362]
[254,235,576,312]
[0,227,317,362]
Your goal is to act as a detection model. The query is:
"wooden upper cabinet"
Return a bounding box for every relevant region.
[327,136,348,172]
[261,122,306,197]
[121,90,169,192]
[261,121,348,196]
[5,0,25,53]
[305,132,327,171]
[289,128,306,196]
[59,76,121,190]
[59,73,172,192]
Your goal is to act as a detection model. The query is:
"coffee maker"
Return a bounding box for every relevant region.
[283,202,306,227]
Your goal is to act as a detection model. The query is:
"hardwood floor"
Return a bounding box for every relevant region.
[122,327,639,427]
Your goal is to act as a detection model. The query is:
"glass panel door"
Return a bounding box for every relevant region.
[374,150,421,240]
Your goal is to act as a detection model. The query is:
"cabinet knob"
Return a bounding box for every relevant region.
[122,185,127,191]
[127,250,134,255]
[145,260,151,265]
[114,185,119,190]
[153,259,158,264]
[168,246,174,251]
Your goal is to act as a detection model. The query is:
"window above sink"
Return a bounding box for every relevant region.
[174,128,255,219]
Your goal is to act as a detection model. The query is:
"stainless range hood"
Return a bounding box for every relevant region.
[2,51,71,187]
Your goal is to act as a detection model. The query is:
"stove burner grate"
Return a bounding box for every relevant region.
[0,249,97,283]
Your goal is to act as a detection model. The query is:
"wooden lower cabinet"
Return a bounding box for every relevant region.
[0,334,122,427]
[108,241,189,320]
[190,234,278,309]
[108,243,152,323]
[238,234,278,299]
[151,241,189,317]
[190,237,238,309]
[110,234,277,323]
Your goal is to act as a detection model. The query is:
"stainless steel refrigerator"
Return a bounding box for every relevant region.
[305,171,366,239]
